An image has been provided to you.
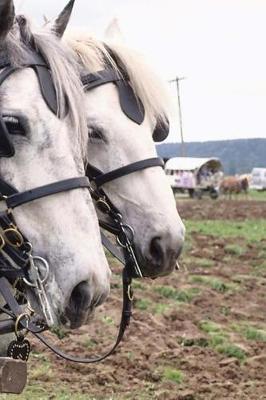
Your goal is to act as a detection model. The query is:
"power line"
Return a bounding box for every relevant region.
[169,77,186,157]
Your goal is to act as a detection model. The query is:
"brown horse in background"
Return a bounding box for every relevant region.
[219,176,249,198]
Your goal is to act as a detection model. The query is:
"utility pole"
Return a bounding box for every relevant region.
[169,77,186,157]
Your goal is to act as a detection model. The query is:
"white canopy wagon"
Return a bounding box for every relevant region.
[165,157,223,199]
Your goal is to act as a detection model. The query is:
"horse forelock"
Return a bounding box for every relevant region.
[66,31,172,126]
[2,16,87,159]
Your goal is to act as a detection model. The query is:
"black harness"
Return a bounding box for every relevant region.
[0,52,136,364]
[82,68,168,276]
[0,56,170,364]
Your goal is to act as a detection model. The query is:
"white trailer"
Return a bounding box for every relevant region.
[251,168,266,191]
[165,157,223,199]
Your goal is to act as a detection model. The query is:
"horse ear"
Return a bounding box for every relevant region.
[104,18,125,43]
[52,0,75,38]
[0,0,15,41]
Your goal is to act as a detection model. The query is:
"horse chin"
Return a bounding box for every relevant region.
[63,307,95,330]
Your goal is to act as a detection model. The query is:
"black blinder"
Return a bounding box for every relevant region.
[81,68,170,142]
[33,65,58,116]
[153,117,170,142]
[0,117,15,158]
[116,80,145,125]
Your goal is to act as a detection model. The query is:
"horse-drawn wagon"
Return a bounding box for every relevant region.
[165,157,223,199]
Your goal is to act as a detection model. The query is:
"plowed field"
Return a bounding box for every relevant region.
[2,198,266,400]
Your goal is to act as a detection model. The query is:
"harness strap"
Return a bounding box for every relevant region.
[0,277,45,334]
[4,177,91,209]
[88,157,164,187]
[100,232,125,264]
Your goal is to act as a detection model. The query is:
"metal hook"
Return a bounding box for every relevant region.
[14,313,30,338]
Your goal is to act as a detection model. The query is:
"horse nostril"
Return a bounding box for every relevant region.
[149,237,164,265]
[68,281,91,313]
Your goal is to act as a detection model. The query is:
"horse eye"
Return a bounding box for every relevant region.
[88,126,105,143]
[3,116,26,136]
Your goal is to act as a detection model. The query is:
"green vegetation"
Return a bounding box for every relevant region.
[189,275,238,293]
[154,285,200,302]
[232,323,266,342]
[83,338,98,349]
[199,320,222,334]
[216,344,247,361]
[249,189,266,201]
[224,244,245,256]
[198,320,247,361]
[152,303,170,315]
[102,315,114,325]
[194,258,215,268]
[162,367,184,384]
[244,327,266,341]
[135,298,152,310]
[185,219,266,242]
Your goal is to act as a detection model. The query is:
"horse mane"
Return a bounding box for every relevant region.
[2,16,86,154]
[66,32,172,126]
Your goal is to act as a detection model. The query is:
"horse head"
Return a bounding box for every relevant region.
[0,0,110,332]
[55,17,185,278]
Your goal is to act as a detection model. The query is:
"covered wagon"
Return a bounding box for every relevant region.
[165,157,223,199]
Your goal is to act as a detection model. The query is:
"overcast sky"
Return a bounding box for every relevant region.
[14,0,266,143]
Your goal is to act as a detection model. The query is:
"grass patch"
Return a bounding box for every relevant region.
[162,367,184,384]
[216,344,247,361]
[189,276,238,293]
[244,327,266,341]
[186,219,266,242]
[135,299,152,311]
[232,323,266,342]
[199,320,246,360]
[249,189,266,201]
[224,244,245,256]
[30,360,53,381]
[199,320,222,334]
[194,258,215,268]
[102,316,114,325]
[133,281,147,291]
[210,334,227,347]
[83,338,98,349]
[152,303,170,315]
[154,285,200,302]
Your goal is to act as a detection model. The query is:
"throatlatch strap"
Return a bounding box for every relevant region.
[6,177,91,209]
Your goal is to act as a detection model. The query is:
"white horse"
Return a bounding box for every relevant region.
[56,4,185,278]
[0,0,111,356]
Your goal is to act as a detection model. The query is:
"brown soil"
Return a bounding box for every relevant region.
[26,199,266,400]
[176,198,266,220]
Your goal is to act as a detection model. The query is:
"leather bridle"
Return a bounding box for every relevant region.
[0,51,136,364]
[0,56,170,364]
[82,67,168,275]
